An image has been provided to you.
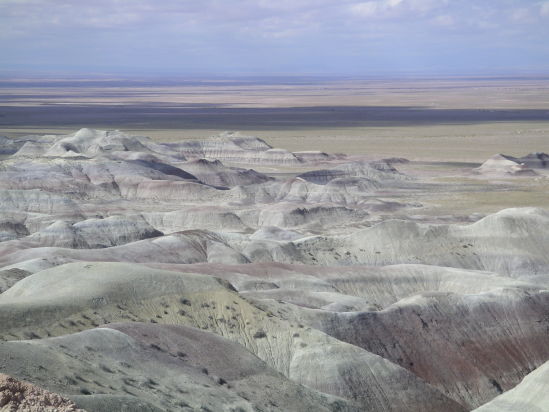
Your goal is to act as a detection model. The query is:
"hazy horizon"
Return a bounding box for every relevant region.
[2,72,549,81]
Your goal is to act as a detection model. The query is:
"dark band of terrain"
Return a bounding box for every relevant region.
[2,104,549,130]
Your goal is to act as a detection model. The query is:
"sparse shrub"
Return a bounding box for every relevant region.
[150,343,163,351]
[25,331,41,339]
[253,330,267,339]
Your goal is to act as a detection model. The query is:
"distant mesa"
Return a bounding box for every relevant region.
[179,157,273,188]
[7,128,312,166]
[164,130,305,165]
[473,154,539,176]
[293,150,338,162]
[297,159,410,185]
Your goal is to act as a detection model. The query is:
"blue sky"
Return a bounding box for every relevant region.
[1,0,549,76]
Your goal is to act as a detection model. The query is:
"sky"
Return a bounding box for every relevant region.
[1,0,549,77]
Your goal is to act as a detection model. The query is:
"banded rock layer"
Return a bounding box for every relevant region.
[0,129,548,412]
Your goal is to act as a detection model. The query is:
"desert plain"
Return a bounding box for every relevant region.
[0,77,549,411]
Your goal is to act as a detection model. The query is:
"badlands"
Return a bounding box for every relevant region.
[0,127,548,412]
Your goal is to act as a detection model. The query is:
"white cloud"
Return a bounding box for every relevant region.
[350,2,379,17]
[349,0,442,19]
[349,0,407,18]
[387,0,404,8]
[541,2,549,16]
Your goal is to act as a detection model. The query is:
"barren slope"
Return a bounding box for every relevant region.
[1,128,548,411]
